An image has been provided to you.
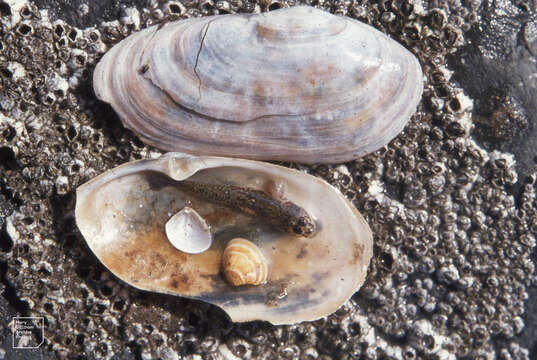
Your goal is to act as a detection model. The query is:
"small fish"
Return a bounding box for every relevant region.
[178,180,317,238]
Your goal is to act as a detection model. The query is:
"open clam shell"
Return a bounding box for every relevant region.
[93,6,423,164]
[75,153,373,324]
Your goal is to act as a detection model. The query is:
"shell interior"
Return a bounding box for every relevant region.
[75,153,373,324]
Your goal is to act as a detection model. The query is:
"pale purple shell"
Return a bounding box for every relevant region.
[94,6,423,163]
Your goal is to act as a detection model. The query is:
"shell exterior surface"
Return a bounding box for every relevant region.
[75,153,373,324]
[222,238,268,286]
[165,206,212,254]
[93,6,423,164]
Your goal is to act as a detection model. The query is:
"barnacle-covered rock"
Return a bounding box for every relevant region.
[93,5,423,163]
[75,152,373,324]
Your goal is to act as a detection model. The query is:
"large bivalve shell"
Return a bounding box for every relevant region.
[93,6,423,164]
[75,153,373,324]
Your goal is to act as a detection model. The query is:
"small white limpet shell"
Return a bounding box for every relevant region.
[165,207,212,254]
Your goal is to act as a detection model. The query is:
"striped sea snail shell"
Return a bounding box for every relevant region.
[222,238,268,286]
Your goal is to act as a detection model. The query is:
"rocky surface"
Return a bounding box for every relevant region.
[0,0,536,359]
[450,0,537,198]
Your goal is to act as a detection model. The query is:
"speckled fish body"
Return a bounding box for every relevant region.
[178,180,317,238]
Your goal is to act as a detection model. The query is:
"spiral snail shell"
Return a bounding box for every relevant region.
[222,238,268,286]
